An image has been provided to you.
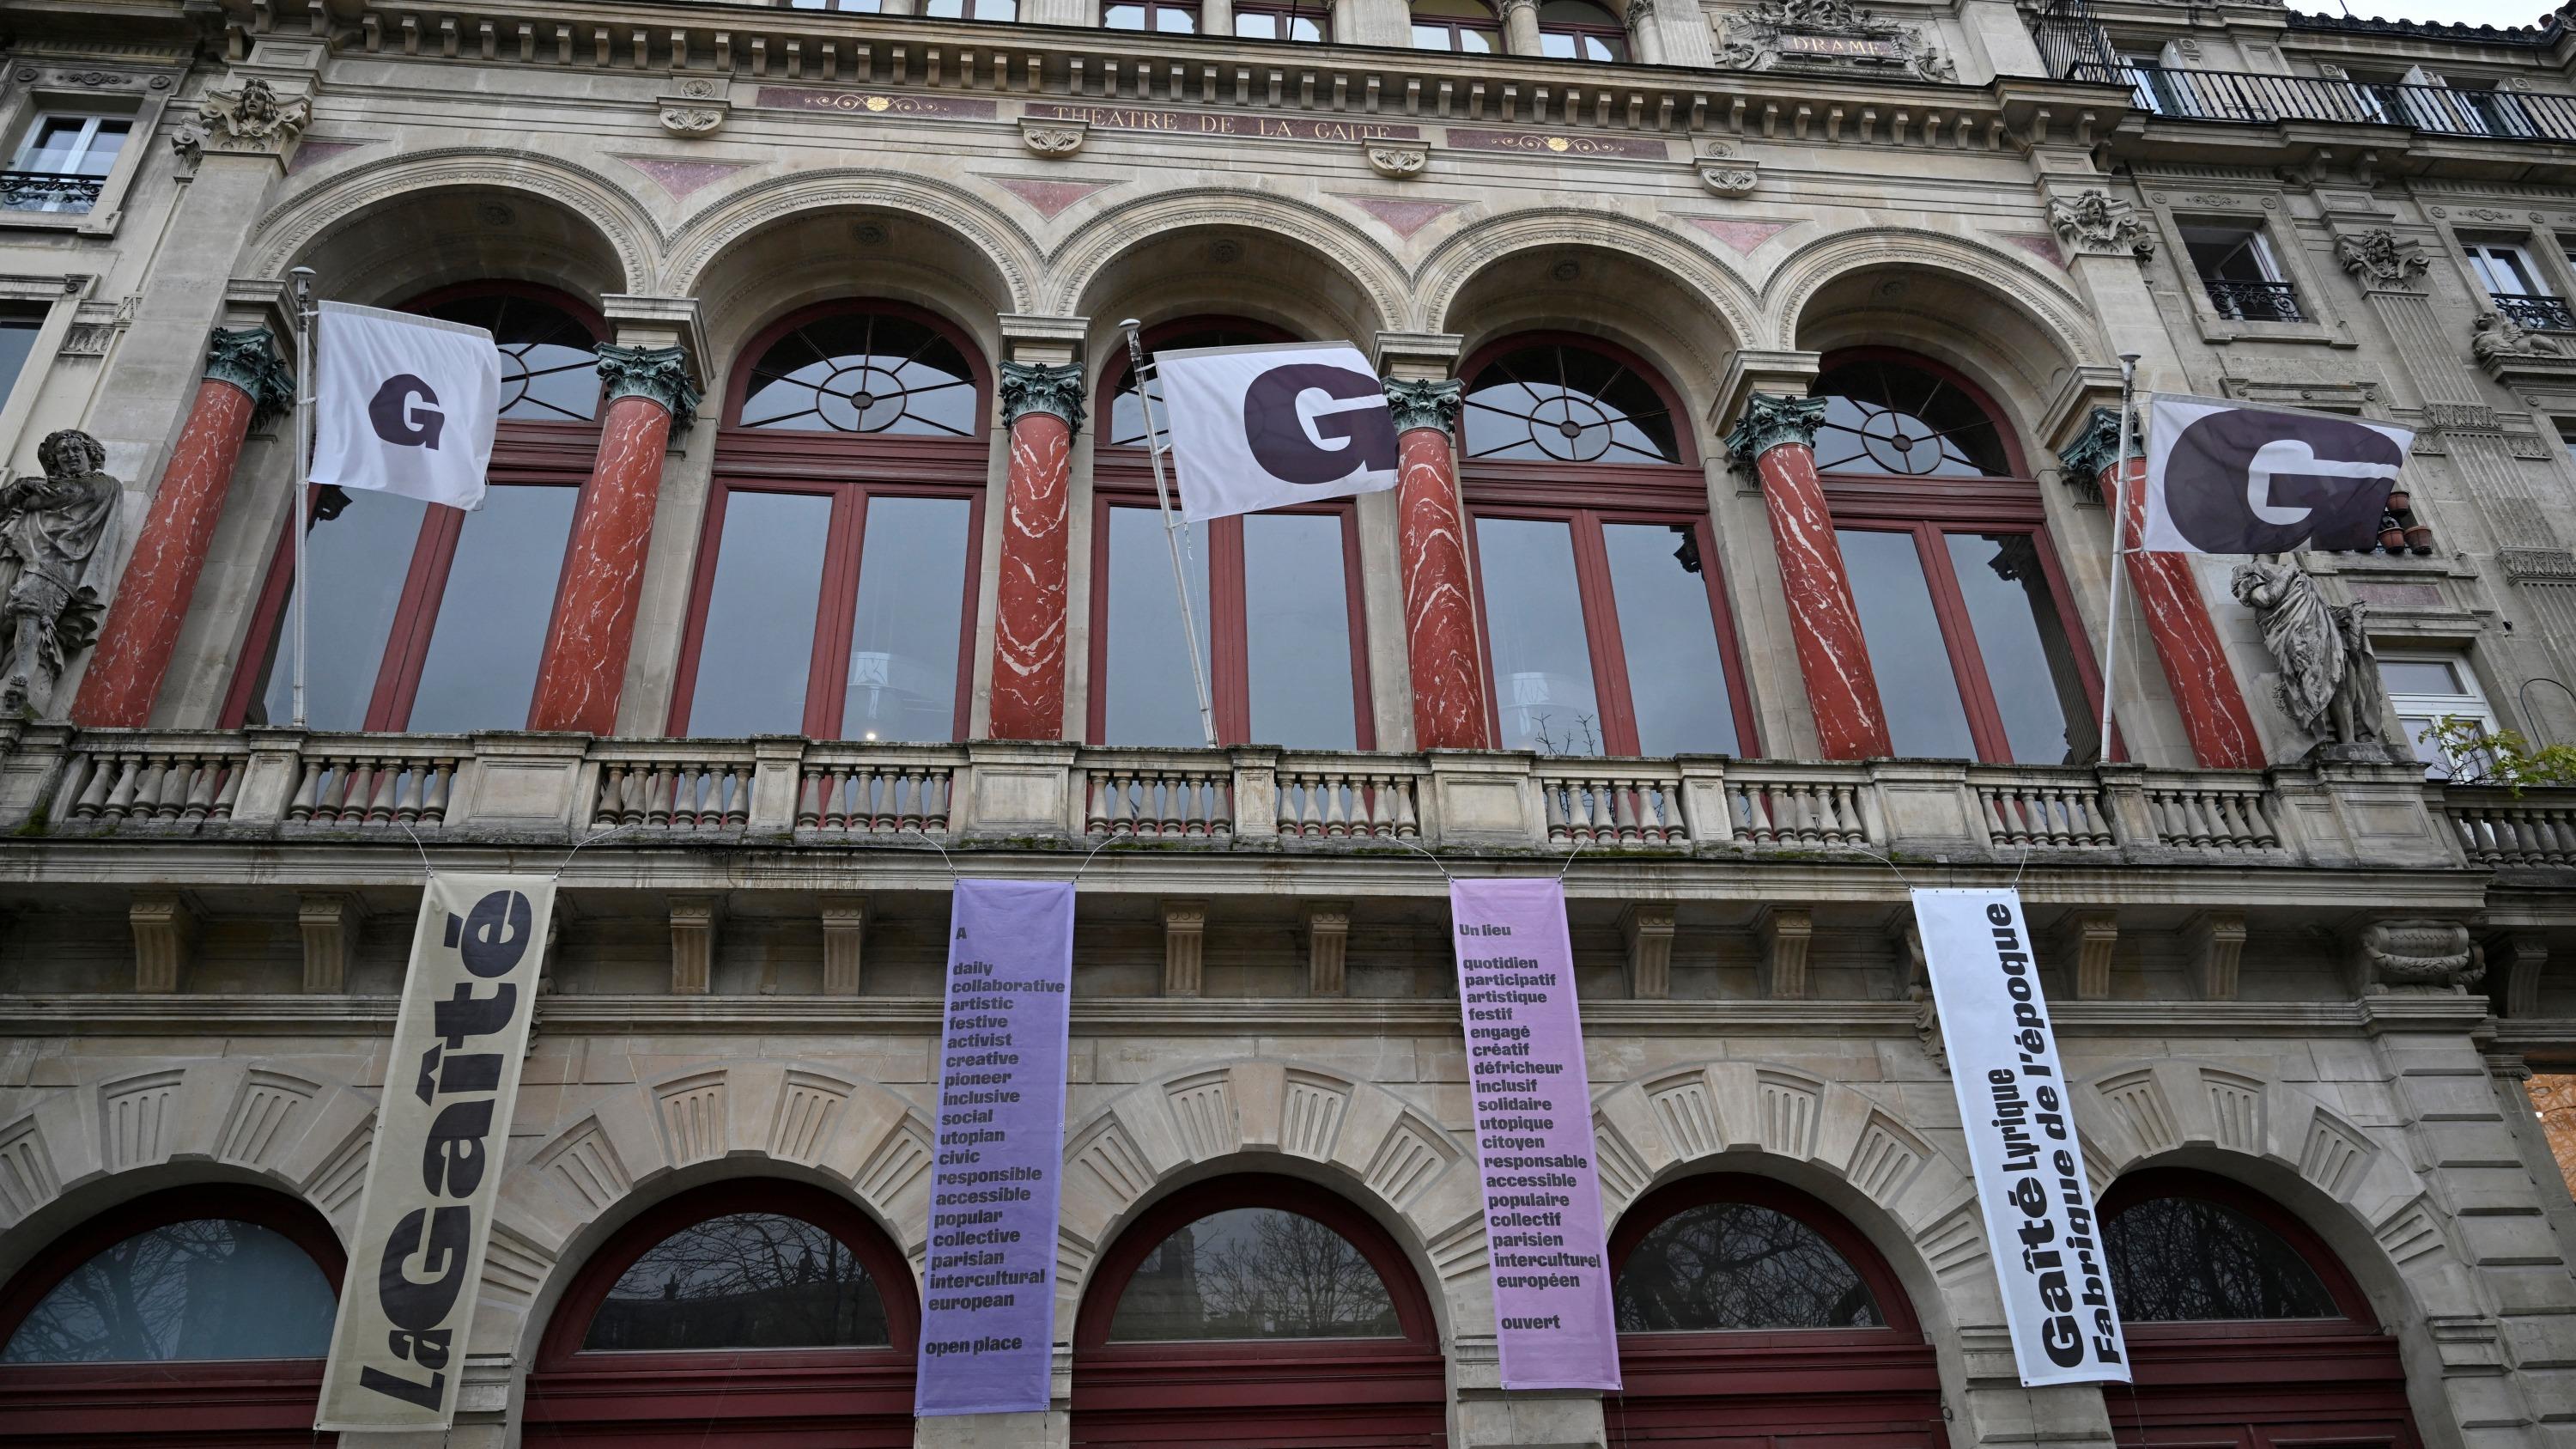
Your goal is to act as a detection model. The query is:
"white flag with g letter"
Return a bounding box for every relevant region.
[1153,341,1400,522]
[310,301,504,510]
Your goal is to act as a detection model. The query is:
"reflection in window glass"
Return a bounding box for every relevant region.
[690,491,833,736]
[1536,0,1628,61]
[846,496,971,742]
[1838,529,1975,760]
[1811,361,2009,478]
[1943,533,2094,765]
[408,486,579,734]
[252,491,428,729]
[1478,517,1601,756]
[1412,0,1500,50]
[0,311,42,408]
[1616,1202,1883,1333]
[584,1212,890,1351]
[738,313,978,437]
[1105,506,1212,746]
[1109,1208,1400,1341]
[2105,1197,2339,1322]
[1242,513,1356,750]
[1,1219,334,1363]
[1601,523,1739,757]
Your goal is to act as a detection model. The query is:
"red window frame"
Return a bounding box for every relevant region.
[1234,0,1331,40]
[1537,0,1631,61]
[1087,317,1376,750]
[524,1178,919,1446]
[1457,330,1760,759]
[1814,348,2110,765]
[222,281,605,731]
[0,1184,347,1446]
[667,299,989,741]
[1072,1174,1447,1446]
[1605,1173,1945,1447]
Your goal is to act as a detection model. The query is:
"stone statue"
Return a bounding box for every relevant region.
[2229,555,2390,754]
[0,430,120,719]
[2470,309,2567,362]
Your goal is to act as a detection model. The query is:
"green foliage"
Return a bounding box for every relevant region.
[2420,715,2576,793]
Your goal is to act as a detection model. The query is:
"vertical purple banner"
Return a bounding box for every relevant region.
[915,879,1076,1417]
[1449,878,1621,1391]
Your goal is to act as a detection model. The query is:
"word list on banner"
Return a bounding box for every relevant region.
[1448,877,1621,1391]
[317,874,556,1432]
[1912,887,2129,1386]
[914,878,1078,1417]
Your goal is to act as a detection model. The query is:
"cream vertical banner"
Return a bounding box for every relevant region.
[317,874,556,1431]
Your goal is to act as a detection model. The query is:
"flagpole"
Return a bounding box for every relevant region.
[1121,320,1219,749]
[2098,353,2140,764]
[288,266,317,728]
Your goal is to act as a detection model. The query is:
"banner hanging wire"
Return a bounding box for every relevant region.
[2096,353,2141,767]
[1121,320,1220,750]
[901,826,1113,880]
[289,266,318,728]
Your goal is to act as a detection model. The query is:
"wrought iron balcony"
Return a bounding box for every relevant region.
[2492,292,2576,332]
[2069,62,2576,143]
[0,171,103,214]
[2202,278,2304,323]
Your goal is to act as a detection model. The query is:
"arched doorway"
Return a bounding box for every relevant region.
[1605,1174,1945,1447]
[522,1179,918,1445]
[0,1184,346,1446]
[1072,1173,1446,1446]
[2100,1169,2421,1448]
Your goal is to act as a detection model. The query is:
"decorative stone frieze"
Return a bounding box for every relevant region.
[1364,143,1429,179]
[1020,118,1086,156]
[2501,547,2576,581]
[1696,156,1759,197]
[1714,0,1955,83]
[659,76,728,136]
[595,343,700,427]
[1382,377,1462,433]
[202,327,295,429]
[2046,190,2153,260]
[2333,228,2429,291]
[1722,391,1827,472]
[999,358,1089,432]
[172,77,310,171]
[2354,918,2481,994]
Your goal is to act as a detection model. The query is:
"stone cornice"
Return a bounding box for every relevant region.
[999,358,1088,433]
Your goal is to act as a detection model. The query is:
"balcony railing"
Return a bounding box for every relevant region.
[0,171,103,214]
[2203,278,2304,323]
[2491,293,2576,332]
[2071,62,2576,143]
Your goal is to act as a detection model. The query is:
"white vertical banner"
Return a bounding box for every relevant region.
[317,874,556,1431]
[1912,888,2129,1387]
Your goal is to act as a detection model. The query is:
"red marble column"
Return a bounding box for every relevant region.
[1386,380,1490,751]
[987,361,1083,740]
[1726,393,1892,760]
[528,345,696,735]
[74,329,291,728]
[2106,454,2266,769]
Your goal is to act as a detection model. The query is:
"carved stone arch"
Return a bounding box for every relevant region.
[1764,226,2105,379]
[1415,205,1759,382]
[245,148,659,294]
[1056,1059,1481,1345]
[661,167,1043,320]
[1045,188,1413,337]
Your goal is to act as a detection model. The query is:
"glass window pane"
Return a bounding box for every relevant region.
[845,496,971,742]
[1460,26,1494,50]
[1615,1202,1884,1332]
[253,491,429,729]
[1477,516,1601,756]
[1236,11,1279,37]
[0,315,41,407]
[1942,533,2095,766]
[1242,512,1357,750]
[690,491,833,736]
[1539,32,1580,58]
[1601,523,1739,756]
[2105,1197,2339,1322]
[1838,529,1975,760]
[1109,1208,1400,1341]
[1413,21,1455,46]
[407,486,579,734]
[1,1219,335,1363]
[1105,3,1145,26]
[738,314,977,438]
[1104,507,1212,746]
[1154,5,1199,30]
[2379,659,2464,694]
[584,1213,890,1351]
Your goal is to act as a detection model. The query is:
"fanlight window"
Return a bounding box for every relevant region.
[1812,356,2012,478]
[0,1219,336,1364]
[417,292,600,423]
[1537,0,1629,61]
[738,312,979,437]
[1107,1207,1402,1342]
[1412,0,1502,51]
[1615,1202,1885,1333]
[2104,1196,2340,1323]
[582,1211,893,1351]
[1461,342,1680,464]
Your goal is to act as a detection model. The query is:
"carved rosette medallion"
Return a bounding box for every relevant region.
[1382,378,1463,434]
[999,360,1090,433]
[596,344,702,427]
[1021,119,1087,157]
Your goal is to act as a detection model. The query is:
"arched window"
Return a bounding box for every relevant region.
[2099,1171,2421,1449]
[0,1186,344,1444]
[1091,319,1374,750]
[672,301,987,741]
[1412,0,1501,51]
[1810,350,2101,765]
[525,1180,916,1446]
[227,280,603,734]
[1235,0,1331,40]
[1073,1175,1445,1447]
[1538,0,1629,60]
[1105,0,1200,30]
[1458,333,1756,758]
[1607,1176,1941,1448]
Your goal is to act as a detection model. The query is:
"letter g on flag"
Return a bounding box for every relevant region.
[1151,341,1403,522]
[1242,362,1400,484]
[368,374,448,449]
[2147,398,2410,555]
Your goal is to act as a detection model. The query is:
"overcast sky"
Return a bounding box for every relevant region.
[2289,0,2560,27]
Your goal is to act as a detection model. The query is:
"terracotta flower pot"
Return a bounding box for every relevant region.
[2405,525,2435,554]
[2379,525,2407,551]
[2385,490,2410,514]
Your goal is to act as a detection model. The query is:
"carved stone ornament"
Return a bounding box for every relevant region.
[1382,377,1463,433]
[659,103,726,137]
[2354,919,2481,994]
[999,359,1089,434]
[2046,190,2154,260]
[171,77,310,170]
[2229,557,2397,757]
[1715,0,1956,83]
[2470,310,2576,389]
[1021,119,1087,157]
[2053,405,2138,501]
[1723,392,1828,472]
[595,343,701,428]
[0,430,119,721]
[1365,143,1430,180]
[202,326,295,429]
[2333,228,2429,290]
[1696,157,1759,197]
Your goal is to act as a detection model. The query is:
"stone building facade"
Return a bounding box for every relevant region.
[2,0,2576,1445]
